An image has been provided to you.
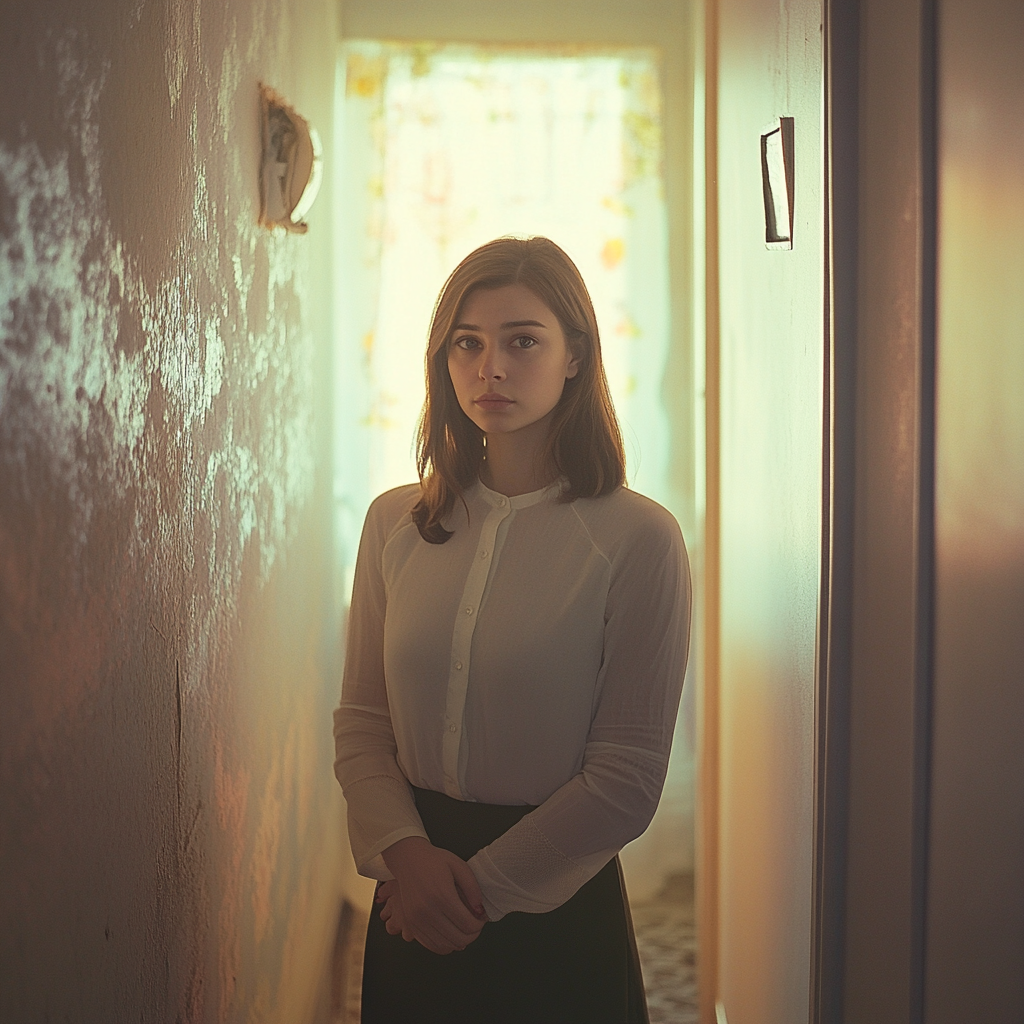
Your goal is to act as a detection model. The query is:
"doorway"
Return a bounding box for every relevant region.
[332,7,703,1020]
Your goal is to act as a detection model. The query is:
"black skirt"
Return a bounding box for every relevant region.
[361,786,649,1024]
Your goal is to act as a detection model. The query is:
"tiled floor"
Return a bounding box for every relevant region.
[632,873,699,1024]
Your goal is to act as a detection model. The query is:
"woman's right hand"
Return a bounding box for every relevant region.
[380,836,488,954]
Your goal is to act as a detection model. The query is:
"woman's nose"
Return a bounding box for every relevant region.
[478,349,506,381]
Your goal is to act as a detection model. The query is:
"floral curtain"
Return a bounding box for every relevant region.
[332,40,693,898]
[334,41,672,583]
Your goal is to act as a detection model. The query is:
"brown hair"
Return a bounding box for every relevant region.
[412,236,626,543]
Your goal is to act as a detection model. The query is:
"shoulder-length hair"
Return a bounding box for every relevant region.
[412,236,625,543]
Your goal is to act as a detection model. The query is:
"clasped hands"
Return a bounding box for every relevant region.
[378,836,489,955]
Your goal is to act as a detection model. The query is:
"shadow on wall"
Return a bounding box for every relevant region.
[0,1,351,1021]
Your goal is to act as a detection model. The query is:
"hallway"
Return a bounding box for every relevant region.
[2,0,1022,1022]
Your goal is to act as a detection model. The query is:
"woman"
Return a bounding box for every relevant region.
[333,236,691,1023]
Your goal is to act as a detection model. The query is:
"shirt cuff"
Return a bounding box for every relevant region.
[358,825,431,881]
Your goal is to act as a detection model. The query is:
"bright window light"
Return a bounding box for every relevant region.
[334,41,671,580]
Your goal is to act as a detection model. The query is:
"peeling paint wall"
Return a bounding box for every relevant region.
[0,0,347,1021]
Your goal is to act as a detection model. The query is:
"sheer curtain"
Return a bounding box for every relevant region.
[334,41,688,896]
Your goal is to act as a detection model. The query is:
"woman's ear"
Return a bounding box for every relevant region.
[565,339,583,380]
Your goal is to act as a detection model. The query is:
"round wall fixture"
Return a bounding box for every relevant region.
[258,83,323,234]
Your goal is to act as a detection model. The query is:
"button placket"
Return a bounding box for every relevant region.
[441,498,509,796]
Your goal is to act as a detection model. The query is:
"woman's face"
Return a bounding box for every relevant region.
[446,284,579,438]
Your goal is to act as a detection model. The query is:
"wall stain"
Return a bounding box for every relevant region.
[0,25,318,692]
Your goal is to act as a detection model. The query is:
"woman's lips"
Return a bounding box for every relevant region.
[474,393,514,409]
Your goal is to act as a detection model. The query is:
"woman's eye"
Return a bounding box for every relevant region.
[512,336,538,349]
[453,336,480,350]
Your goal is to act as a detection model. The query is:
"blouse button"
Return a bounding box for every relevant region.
[448,723,457,733]
[480,550,488,559]
[455,661,463,671]
[465,606,474,615]
[497,497,507,506]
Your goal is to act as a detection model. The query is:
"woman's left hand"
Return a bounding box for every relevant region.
[377,879,484,952]
[377,880,408,938]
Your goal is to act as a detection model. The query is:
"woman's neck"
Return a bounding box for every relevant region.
[479,419,558,497]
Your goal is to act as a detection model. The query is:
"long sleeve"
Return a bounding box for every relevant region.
[333,488,428,879]
[332,479,691,912]
[467,507,691,920]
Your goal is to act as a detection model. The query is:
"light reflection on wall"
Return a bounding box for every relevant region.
[0,5,343,1019]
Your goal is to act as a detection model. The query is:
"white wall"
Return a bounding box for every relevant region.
[711,0,823,1020]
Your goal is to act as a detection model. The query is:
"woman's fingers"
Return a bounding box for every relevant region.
[392,907,480,955]
[411,904,478,951]
[380,838,487,950]
[380,890,400,935]
[447,854,487,919]
[438,854,487,933]
[414,926,460,954]
[392,896,476,954]
[380,891,458,953]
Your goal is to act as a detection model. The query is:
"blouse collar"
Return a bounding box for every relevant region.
[473,476,565,511]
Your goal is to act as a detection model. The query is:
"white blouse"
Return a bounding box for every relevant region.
[333,478,691,921]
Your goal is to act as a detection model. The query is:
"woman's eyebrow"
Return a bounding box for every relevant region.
[452,319,547,331]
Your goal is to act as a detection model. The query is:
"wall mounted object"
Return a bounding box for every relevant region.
[258,83,323,234]
[761,117,795,249]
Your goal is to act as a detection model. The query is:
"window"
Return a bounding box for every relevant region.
[333,41,671,583]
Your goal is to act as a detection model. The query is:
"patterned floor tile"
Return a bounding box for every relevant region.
[632,873,698,1024]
